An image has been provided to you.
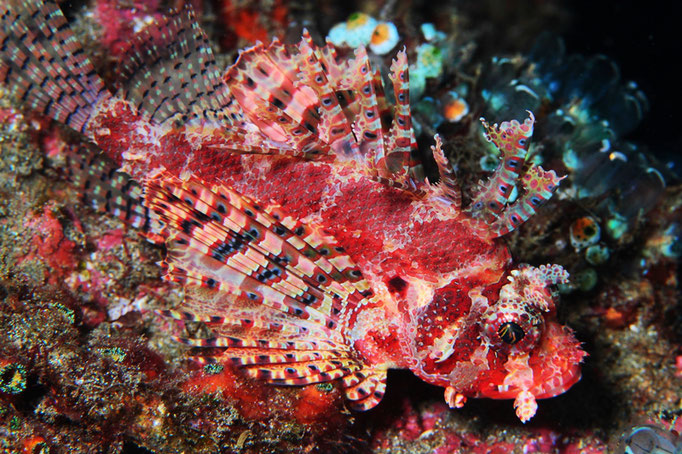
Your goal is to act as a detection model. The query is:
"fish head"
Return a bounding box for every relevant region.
[411,264,586,422]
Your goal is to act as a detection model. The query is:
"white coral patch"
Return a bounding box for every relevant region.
[326,13,378,48]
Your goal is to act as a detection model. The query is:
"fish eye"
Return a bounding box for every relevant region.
[480,300,543,353]
[498,321,525,345]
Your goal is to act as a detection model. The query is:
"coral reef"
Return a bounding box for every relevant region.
[0,0,680,453]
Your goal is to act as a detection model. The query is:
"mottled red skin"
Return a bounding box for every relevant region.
[93,102,504,280]
[92,99,583,419]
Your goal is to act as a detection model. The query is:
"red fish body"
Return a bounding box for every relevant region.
[1,0,585,422]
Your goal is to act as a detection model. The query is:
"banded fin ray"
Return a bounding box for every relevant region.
[384,50,421,180]
[222,34,425,191]
[225,39,330,157]
[147,175,377,324]
[160,254,360,348]
[0,0,111,136]
[343,46,385,162]
[147,175,391,399]
[66,151,150,230]
[158,305,341,342]
[342,369,388,410]
[469,114,535,216]
[114,4,241,129]
[175,330,345,352]
[294,30,359,157]
[178,333,367,387]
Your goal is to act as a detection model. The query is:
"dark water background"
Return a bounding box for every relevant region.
[566,2,682,156]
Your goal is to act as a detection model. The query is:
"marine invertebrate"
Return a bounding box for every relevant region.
[327,13,400,56]
[569,216,600,250]
[327,13,378,48]
[616,424,682,454]
[0,0,585,422]
[585,244,609,265]
[442,91,469,123]
[409,43,446,98]
[369,21,400,56]
[0,360,27,394]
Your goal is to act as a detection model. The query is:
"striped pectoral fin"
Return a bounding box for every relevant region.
[341,368,388,410]
[175,329,364,386]
[145,174,389,398]
[244,357,361,384]
[162,289,348,348]
[217,347,349,366]
[146,174,379,327]
[174,333,345,353]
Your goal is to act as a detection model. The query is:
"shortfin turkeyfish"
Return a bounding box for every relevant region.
[0,0,586,421]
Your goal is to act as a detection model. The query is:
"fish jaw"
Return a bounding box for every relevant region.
[467,321,586,422]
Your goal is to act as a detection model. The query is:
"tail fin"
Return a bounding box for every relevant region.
[0,0,111,137]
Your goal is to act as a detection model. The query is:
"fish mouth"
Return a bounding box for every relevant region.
[478,365,582,401]
[530,321,587,399]
[476,321,586,401]
[531,360,582,399]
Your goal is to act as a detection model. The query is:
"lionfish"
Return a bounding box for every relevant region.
[0,0,585,421]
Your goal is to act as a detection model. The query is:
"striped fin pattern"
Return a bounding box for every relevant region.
[146,175,378,324]
[342,369,388,410]
[489,166,564,236]
[344,46,386,162]
[115,4,241,129]
[430,135,462,210]
[384,50,421,181]
[470,113,535,215]
[466,112,564,238]
[295,30,359,157]
[147,175,388,405]
[66,150,150,230]
[0,0,111,137]
[222,35,427,189]
[226,39,330,157]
